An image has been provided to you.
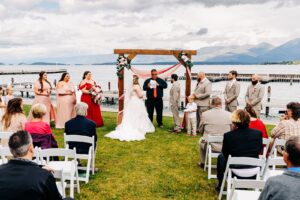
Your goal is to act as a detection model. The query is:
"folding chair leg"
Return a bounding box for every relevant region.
[208,150,212,179]
[75,166,81,193]
[204,144,209,172]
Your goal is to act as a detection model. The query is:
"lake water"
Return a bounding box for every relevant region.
[1,64,300,122]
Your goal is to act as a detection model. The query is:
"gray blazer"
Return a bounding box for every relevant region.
[245,82,265,111]
[224,80,240,106]
[199,108,232,151]
[194,78,212,107]
[169,82,181,107]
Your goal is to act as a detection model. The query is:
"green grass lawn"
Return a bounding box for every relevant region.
[23,105,274,200]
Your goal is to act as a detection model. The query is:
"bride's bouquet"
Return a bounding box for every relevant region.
[89,85,103,104]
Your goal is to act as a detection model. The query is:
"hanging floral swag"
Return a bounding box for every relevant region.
[116,55,131,79]
[178,51,193,68]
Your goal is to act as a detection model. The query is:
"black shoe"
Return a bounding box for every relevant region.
[215,184,221,192]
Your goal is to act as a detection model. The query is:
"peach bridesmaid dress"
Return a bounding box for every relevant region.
[55,82,76,129]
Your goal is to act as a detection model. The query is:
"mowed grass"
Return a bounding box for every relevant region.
[23,105,274,200]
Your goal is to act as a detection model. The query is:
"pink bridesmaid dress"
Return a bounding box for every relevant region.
[28,80,56,124]
[55,82,76,129]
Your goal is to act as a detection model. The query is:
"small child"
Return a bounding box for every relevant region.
[184,95,197,136]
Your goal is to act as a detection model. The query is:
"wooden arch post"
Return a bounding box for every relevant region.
[114,49,197,124]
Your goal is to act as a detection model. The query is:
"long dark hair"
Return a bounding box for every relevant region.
[39,71,52,92]
[1,98,23,129]
[245,104,257,118]
[82,71,91,80]
[59,72,69,82]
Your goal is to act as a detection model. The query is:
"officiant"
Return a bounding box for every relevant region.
[143,69,168,128]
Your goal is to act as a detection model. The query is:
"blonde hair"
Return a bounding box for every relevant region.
[31,103,47,119]
[133,75,139,85]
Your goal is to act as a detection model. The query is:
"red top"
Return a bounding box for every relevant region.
[249,119,268,138]
[25,121,52,135]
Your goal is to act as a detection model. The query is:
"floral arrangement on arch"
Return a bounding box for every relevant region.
[116,55,131,79]
[178,51,193,68]
[89,84,103,104]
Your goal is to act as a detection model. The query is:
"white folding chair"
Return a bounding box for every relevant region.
[269,138,286,170]
[229,177,265,200]
[218,156,266,200]
[53,169,67,198]
[39,148,80,198]
[0,145,12,165]
[262,156,286,180]
[204,135,223,179]
[64,133,95,183]
[260,138,271,159]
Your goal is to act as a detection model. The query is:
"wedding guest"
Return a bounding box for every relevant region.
[0,87,5,120]
[216,109,263,191]
[4,86,14,105]
[79,71,104,127]
[245,104,268,138]
[271,102,300,154]
[184,95,197,136]
[198,97,231,167]
[0,98,27,146]
[143,69,168,128]
[65,102,97,154]
[245,74,265,118]
[224,70,240,112]
[192,72,212,132]
[258,136,300,200]
[169,74,181,133]
[55,72,76,129]
[28,71,56,124]
[0,131,71,200]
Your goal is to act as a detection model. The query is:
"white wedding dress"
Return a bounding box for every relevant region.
[105,85,155,141]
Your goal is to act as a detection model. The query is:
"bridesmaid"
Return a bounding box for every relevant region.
[79,71,104,127]
[55,72,76,129]
[28,71,56,124]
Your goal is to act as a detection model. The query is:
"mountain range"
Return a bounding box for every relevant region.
[2,38,300,65]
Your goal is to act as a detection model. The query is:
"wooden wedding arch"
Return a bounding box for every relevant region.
[114,49,197,123]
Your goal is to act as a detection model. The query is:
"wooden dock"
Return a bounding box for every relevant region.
[0,69,67,75]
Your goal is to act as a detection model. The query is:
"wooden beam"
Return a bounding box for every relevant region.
[127,54,137,60]
[114,49,197,56]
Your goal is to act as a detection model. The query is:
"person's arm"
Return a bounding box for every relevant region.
[270,121,285,139]
[222,133,229,158]
[196,82,212,99]
[258,179,272,200]
[245,86,250,104]
[20,114,27,130]
[134,85,144,98]
[227,82,240,104]
[143,79,150,91]
[44,174,64,200]
[157,78,168,89]
[34,81,48,96]
[79,81,90,94]
[250,86,265,106]
[223,84,228,101]
[173,85,180,104]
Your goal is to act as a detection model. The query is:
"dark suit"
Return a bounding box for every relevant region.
[143,77,168,126]
[65,115,97,154]
[0,159,64,200]
[217,127,263,185]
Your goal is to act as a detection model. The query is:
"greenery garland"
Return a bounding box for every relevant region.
[178,51,193,68]
[116,55,131,79]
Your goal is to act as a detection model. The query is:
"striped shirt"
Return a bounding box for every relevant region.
[271,119,300,140]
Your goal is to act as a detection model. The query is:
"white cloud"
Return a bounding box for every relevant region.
[0,0,300,63]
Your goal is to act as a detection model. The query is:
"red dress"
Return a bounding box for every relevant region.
[79,82,104,127]
[249,119,268,138]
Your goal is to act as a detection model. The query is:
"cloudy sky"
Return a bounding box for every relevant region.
[0,0,300,62]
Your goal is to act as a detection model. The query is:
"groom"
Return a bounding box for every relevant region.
[143,69,168,128]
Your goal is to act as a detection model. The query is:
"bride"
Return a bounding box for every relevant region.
[105,75,155,141]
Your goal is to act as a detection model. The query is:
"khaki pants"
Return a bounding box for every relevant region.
[196,106,209,131]
[187,117,197,135]
[170,105,181,130]
[225,105,237,112]
[199,138,222,164]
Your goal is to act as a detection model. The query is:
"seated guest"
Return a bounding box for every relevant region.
[271,102,300,142]
[0,131,72,200]
[259,136,300,200]
[0,86,5,120]
[198,97,232,167]
[65,102,97,154]
[245,104,268,138]
[216,109,263,191]
[25,103,57,149]
[0,98,27,147]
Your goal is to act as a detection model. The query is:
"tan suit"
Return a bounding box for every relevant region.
[245,82,265,117]
[193,78,212,131]
[169,81,181,130]
[224,80,240,112]
[198,107,232,164]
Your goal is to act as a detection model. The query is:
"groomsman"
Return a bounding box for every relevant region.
[245,74,265,118]
[169,74,181,133]
[143,69,168,128]
[224,70,240,112]
[192,72,212,132]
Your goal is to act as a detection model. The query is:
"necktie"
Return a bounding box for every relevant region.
[153,87,157,98]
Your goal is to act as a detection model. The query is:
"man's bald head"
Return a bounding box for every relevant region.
[252,74,260,81]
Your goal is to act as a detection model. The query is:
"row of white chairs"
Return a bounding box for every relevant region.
[204,136,286,179]
[0,132,97,198]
